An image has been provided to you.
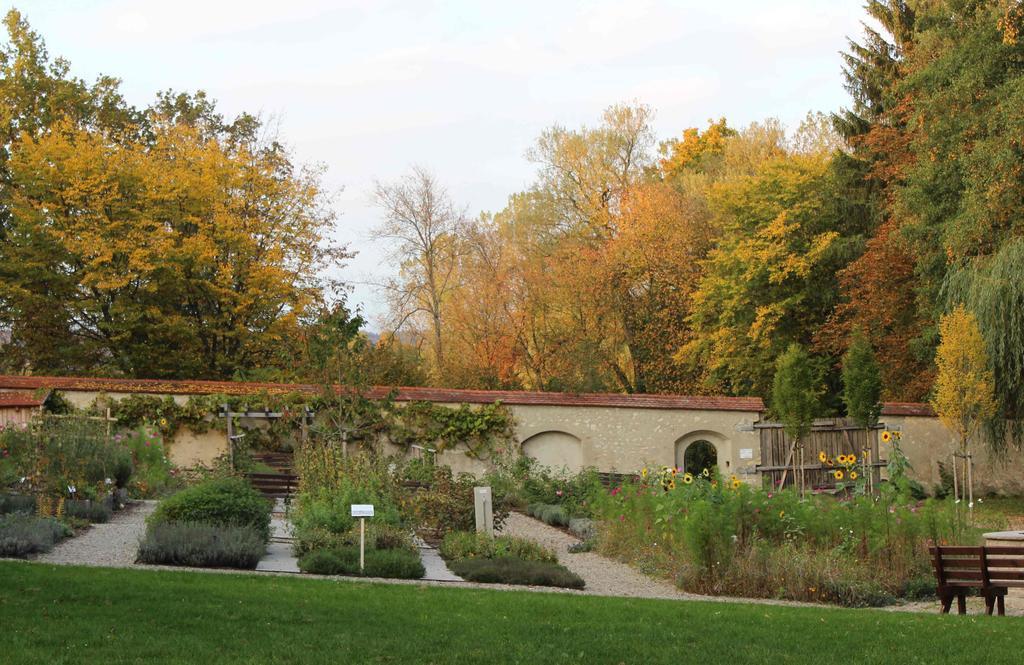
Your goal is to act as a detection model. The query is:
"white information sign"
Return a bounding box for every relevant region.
[739,448,753,460]
[351,504,375,518]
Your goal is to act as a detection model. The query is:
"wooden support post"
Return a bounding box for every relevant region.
[777,437,798,491]
[359,517,365,573]
[225,404,234,471]
[967,452,974,520]
[952,451,960,505]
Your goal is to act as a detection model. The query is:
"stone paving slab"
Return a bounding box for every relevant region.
[419,546,463,582]
[256,541,300,573]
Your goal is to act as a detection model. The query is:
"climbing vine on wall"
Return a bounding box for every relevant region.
[81,390,515,460]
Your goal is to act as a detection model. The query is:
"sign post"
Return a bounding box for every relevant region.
[473,486,493,536]
[350,504,374,573]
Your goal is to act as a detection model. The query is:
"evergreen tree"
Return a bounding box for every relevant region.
[842,330,883,428]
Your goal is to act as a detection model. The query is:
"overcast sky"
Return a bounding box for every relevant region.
[16,0,869,326]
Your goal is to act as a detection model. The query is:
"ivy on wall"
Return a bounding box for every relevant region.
[73,390,515,460]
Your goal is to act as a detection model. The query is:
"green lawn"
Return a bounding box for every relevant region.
[0,561,1020,664]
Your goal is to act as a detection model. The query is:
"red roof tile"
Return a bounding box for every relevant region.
[0,375,764,413]
[881,402,936,417]
[0,391,46,408]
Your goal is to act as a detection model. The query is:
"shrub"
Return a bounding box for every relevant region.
[64,499,113,523]
[297,546,425,579]
[0,513,70,557]
[136,522,266,569]
[568,518,595,541]
[567,540,594,553]
[409,466,509,539]
[439,531,557,564]
[150,478,272,542]
[539,504,569,527]
[449,556,584,589]
[0,494,37,515]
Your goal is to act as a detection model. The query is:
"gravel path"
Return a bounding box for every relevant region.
[500,512,703,601]
[39,501,156,567]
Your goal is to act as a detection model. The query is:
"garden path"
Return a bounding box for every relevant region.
[255,510,300,574]
[499,511,705,601]
[39,500,156,567]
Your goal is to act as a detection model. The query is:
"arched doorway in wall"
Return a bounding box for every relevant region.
[674,431,727,476]
[681,440,717,476]
[521,430,584,472]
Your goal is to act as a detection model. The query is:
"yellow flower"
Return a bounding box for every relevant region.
[682,473,694,484]
[894,431,902,440]
[837,454,848,465]
[641,468,648,479]
[818,451,827,463]
[834,470,844,480]
[667,480,676,490]
[731,479,741,489]
[702,468,710,477]
[881,431,892,443]
[779,510,785,518]
[850,471,858,480]
[848,453,857,464]
[159,417,168,427]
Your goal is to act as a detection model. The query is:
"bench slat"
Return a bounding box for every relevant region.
[985,546,1024,555]
[985,558,1024,567]
[930,546,984,555]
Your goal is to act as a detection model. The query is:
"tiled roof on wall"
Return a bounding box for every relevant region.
[881,402,936,417]
[0,374,765,413]
[0,391,46,408]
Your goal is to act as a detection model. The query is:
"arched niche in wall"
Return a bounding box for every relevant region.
[521,430,583,473]
[674,430,728,475]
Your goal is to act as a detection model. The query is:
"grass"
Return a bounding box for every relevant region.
[0,562,1021,664]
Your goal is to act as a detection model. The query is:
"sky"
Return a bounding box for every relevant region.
[14,0,869,327]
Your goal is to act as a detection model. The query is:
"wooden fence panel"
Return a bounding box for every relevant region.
[756,419,885,491]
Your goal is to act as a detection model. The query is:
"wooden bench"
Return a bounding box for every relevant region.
[929,545,1023,615]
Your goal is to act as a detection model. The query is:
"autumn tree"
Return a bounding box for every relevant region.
[372,166,466,381]
[679,127,845,398]
[931,305,997,507]
[0,12,349,379]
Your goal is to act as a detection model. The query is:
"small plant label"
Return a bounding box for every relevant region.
[351,504,374,518]
[739,448,753,459]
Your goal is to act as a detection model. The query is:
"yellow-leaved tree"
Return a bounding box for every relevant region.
[931,305,997,510]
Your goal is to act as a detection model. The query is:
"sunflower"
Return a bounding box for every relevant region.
[848,453,857,464]
[834,470,844,480]
[881,431,892,443]
[850,471,858,480]
[894,431,902,440]
[837,454,848,465]
[158,417,168,427]
[702,468,710,477]
[818,451,827,463]
[667,480,676,491]
[731,479,741,489]
[682,473,694,484]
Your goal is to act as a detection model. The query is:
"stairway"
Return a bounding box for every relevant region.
[246,452,298,500]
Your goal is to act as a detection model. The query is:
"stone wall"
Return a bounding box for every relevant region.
[8,376,1021,493]
[882,413,1024,495]
[11,387,764,479]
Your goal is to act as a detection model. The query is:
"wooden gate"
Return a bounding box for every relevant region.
[756,419,886,491]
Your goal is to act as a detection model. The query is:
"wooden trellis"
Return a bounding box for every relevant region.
[755,418,887,491]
